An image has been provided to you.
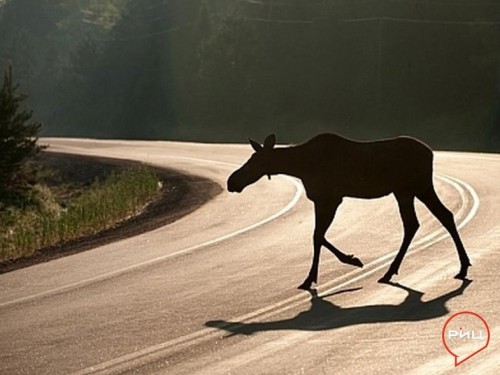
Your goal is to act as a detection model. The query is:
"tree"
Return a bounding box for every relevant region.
[0,66,44,203]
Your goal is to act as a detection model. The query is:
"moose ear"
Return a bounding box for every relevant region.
[263,134,276,150]
[249,138,263,152]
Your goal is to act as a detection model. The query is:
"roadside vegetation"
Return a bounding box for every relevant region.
[0,165,161,262]
[0,66,162,263]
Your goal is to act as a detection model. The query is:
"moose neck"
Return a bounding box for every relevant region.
[267,146,305,179]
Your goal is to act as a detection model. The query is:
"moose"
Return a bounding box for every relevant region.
[227,133,471,290]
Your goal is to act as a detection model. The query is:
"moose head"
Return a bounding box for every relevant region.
[227,134,276,193]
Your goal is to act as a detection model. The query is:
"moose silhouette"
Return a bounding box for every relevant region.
[227,133,471,290]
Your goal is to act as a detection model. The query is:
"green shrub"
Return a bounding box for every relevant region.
[0,66,45,207]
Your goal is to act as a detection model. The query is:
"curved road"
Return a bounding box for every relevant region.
[0,138,499,374]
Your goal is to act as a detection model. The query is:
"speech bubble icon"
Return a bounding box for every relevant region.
[442,311,490,366]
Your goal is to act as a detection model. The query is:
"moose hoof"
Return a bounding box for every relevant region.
[347,255,364,268]
[297,280,313,290]
[454,264,471,280]
[378,274,393,284]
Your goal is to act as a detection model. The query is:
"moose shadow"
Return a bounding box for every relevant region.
[206,280,471,336]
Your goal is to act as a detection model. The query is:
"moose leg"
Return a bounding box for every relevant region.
[417,187,471,280]
[322,239,364,268]
[379,194,420,283]
[298,199,341,290]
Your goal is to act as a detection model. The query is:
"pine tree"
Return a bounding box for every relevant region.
[0,65,44,201]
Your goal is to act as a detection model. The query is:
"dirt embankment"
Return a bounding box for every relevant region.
[0,152,222,274]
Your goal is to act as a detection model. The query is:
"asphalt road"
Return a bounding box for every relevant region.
[0,138,498,374]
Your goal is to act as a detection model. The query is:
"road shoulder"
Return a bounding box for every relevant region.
[0,152,222,274]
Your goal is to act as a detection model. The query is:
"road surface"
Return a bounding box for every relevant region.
[0,138,498,374]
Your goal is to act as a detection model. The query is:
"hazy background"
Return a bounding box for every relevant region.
[1,0,499,151]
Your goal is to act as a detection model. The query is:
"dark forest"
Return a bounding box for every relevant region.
[1,0,499,150]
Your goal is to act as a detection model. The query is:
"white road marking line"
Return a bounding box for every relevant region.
[438,152,500,163]
[0,158,303,309]
[71,173,480,375]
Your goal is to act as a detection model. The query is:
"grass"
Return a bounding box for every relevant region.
[0,166,161,262]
